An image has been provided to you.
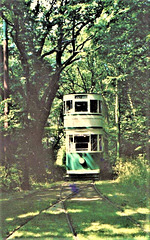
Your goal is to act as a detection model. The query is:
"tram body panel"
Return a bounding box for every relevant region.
[64,115,104,128]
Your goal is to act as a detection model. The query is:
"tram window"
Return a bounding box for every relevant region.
[74,135,89,151]
[66,100,72,112]
[69,135,73,151]
[91,135,97,151]
[75,102,88,112]
[63,101,65,113]
[69,135,73,142]
[99,135,102,151]
[99,101,102,113]
[90,100,98,113]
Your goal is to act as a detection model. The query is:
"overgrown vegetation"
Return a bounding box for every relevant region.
[113,155,149,207]
[114,155,149,188]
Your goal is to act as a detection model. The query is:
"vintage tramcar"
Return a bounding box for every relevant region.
[63,93,107,179]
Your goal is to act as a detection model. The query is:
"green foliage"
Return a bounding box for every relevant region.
[56,137,66,166]
[0,164,22,191]
[114,155,149,190]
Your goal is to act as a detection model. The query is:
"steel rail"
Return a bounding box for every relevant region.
[92,182,147,234]
[61,201,78,240]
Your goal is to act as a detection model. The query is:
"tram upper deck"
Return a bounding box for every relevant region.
[63,93,105,128]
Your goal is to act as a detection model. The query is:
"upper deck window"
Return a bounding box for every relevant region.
[90,100,98,113]
[75,101,88,112]
[99,100,102,113]
[64,100,73,113]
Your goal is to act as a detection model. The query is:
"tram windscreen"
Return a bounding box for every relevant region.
[75,102,87,112]
[74,135,89,151]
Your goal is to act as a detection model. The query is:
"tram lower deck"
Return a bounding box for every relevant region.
[65,129,103,176]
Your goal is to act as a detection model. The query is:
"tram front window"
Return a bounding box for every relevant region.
[75,102,88,112]
[74,135,89,151]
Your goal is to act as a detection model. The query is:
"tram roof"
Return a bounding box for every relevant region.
[64,93,101,96]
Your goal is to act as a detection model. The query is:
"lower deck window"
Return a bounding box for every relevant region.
[91,135,97,151]
[74,136,89,151]
[76,143,88,151]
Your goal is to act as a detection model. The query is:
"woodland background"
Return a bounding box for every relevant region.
[0,0,149,190]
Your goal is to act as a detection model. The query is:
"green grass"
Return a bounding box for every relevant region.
[0,184,61,238]
[66,199,147,239]
[0,180,149,239]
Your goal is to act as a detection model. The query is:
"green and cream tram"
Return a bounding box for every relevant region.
[63,93,107,179]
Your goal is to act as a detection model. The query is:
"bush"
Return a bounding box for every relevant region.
[0,164,22,192]
[114,155,149,189]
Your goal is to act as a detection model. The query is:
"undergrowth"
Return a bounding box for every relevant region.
[113,155,149,196]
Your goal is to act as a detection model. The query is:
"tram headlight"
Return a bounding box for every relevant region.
[79,158,85,165]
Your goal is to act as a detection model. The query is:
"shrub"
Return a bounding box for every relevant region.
[114,155,149,189]
[0,164,22,191]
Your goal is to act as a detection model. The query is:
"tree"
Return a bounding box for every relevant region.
[0,0,105,185]
[91,0,150,159]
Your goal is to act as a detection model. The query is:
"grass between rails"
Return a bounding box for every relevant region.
[0,180,149,239]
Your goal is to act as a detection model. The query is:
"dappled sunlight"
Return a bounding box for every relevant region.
[115,192,125,196]
[43,203,65,214]
[143,223,150,233]
[136,208,149,214]
[117,209,137,216]
[107,193,113,197]
[67,208,82,213]
[17,211,39,218]
[71,197,101,201]
[0,198,9,202]
[8,229,73,239]
[8,230,42,239]
[6,217,14,222]
[117,207,149,218]
[84,221,140,235]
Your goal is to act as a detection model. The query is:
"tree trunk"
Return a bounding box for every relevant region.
[0,45,4,164]
[21,158,30,190]
[115,78,120,160]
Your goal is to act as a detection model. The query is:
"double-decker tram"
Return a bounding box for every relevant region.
[63,93,107,180]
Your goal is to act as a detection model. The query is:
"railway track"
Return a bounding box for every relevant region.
[60,181,147,238]
[5,187,78,240]
[5,181,146,239]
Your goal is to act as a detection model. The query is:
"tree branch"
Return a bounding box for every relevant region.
[41,48,57,58]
